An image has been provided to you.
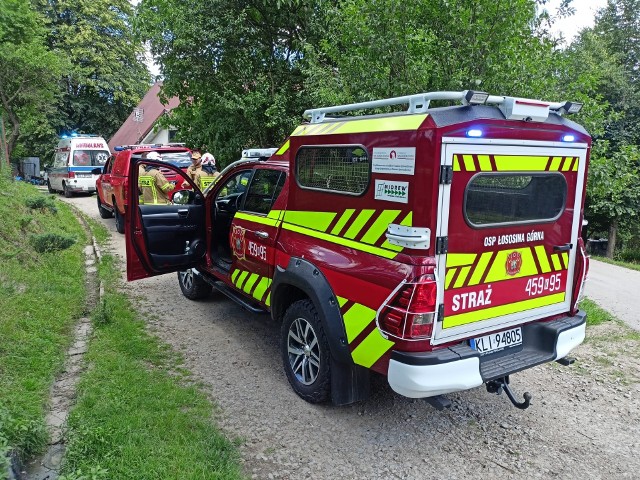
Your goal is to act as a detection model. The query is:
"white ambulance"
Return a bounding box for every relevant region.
[48,135,110,197]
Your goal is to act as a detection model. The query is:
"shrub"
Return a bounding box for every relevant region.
[616,249,640,264]
[25,196,57,214]
[29,233,76,253]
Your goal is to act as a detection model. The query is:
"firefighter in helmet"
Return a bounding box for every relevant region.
[139,151,174,204]
[184,150,202,186]
[194,152,220,190]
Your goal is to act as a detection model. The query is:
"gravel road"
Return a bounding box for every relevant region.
[61,192,639,480]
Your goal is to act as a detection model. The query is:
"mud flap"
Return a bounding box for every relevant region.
[331,358,370,406]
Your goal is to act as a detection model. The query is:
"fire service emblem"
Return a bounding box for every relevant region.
[231,225,246,260]
[506,251,522,276]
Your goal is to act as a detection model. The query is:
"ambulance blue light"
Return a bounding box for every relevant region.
[467,129,483,138]
[562,134,575,142]
[71,132,78,137]
[61,134,69,139]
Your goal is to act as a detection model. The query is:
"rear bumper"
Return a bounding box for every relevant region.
[387,311,586,399]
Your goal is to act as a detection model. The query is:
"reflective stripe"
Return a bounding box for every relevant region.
[235,270,249,288]
[336,296,348,307]
[344,209,375,239]
[235,212,280,227]
[276,139,290,155]
[551,254,562,271]
[445,268,457,289]
[453,266,472,289]
[549,157,562,171]
[446,253,477,268]
[478,155,492,171]
[534,245,552,273]
[291,114,428,136]
[443,292,566,329]
[252,277,271,302]
[231,269,241,282]
[463,155,475,171]
[331,209,355,235]
[283,211,336,232]
[484,247,538,282]
[281,222,398,259]
[351,329,394,368]
[468,252,493,286]
[343,303,376,343]
[243,273,260,293]
[494,155,549,171]
[360,210,401,245]
[161,183,173,192]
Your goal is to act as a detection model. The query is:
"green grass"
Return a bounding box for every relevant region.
[580,298,615,327]
[61,254,243,479]
[0,175,87,459]
[591,255,640,272]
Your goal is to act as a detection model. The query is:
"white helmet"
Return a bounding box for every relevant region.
[147,151,162,161]
[202,153,215,165]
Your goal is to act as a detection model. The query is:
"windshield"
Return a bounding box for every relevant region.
[160,151,192,167]
[72,150,109,166]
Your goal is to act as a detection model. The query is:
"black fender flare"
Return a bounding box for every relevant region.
[271,257,351,364]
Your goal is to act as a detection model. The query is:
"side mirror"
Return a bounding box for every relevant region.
[173,189,195,205]
[91,167,103,175]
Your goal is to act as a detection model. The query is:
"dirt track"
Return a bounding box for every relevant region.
[63,193,639,480]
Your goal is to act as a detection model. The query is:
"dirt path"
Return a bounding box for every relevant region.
[62,193,640,480]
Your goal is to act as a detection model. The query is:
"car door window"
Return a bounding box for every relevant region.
[242,169,285,215]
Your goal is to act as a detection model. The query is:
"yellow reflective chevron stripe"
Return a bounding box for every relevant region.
[331,209,355,235]
[453,266,472,289]
[360,210,401,244]
[344,209,375,239]
[276,139,290,155]
[351,330,394,368]
[484,247,538,282]
[446,253,477,268]
[283,211,336,232]
[468,252,493,286]
[452,154,580,172]
[336,296,348,307]
[445,268,457,289]
[243,273,259,294]
[495,156,549,171]
[231,269,272,304]
[252,277,271,301]
[290,114,428,136]
[343,303,376,343]
[443,292,566,328]
[235,212,281,227]
[534,245,552,273]
[551,253,562,271]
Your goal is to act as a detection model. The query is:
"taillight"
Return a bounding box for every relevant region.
[68,171,75,179]
[378,275,438,340]
[571,238,589,314]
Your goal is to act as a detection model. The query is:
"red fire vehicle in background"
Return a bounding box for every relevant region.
[95,144,192,233]
[124,91,590,410]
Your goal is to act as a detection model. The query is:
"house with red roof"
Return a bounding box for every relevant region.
[108,82,180,150]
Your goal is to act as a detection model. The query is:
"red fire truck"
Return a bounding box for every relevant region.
[125,91,590,410]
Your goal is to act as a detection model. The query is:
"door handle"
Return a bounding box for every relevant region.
[177,208,189,218]
[255,231,269,239]
[553,243,573,252]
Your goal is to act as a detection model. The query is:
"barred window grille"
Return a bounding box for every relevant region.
[296,146,370,195]
[465,173,567,227]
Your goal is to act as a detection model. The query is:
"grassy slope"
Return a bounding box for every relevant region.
[591,255,640,272]
[0,175,87,458]
[61,253,243,479]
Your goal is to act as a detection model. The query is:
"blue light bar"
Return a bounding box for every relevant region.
[71,132,78,137]
[467,129,483,138]
[114,146,124,151]
[562,134,575,142]
[61,134,69,139]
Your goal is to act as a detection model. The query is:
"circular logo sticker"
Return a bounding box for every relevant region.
[506,251,522,276]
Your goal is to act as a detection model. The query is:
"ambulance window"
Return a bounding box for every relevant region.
[296,145,369,195]
[242,169,285,215]
[465,173,567,227]
[54,152,68,167]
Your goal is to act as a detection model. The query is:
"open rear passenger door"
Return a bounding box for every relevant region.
[126,159,207,281]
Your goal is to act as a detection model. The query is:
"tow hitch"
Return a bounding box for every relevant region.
[486,376,532,410]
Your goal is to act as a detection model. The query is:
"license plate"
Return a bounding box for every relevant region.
[76,173,91,178]
[470,327,522,355]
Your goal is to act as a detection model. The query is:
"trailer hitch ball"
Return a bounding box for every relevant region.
[486,376,532,410]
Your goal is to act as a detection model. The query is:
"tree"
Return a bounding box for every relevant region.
[34,0,151,139]
[136,0,327,163]
[0,0,64,160]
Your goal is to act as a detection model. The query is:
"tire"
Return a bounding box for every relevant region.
[47,180,55,194]
[114,206,125,234]
[97,196,113,219]
[63,182,73,198]
[281,299,331,403]
[177,269,212,300]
